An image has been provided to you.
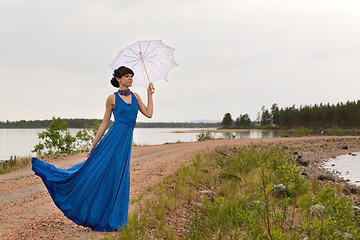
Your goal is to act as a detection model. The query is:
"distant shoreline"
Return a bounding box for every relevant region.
[172,128,268,133]
[0,119,221,129]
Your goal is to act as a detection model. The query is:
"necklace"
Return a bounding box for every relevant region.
[118,89,131,96]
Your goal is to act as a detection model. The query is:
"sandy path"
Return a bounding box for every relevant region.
[0,136,359,239]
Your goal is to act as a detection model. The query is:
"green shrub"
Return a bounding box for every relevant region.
[294,127,313,137]
[328,125,345,136]
[32,117,101,155]
[279,131,290,138]
[32,116,76,155]
[196,131,216,141]
[75,122,100,152]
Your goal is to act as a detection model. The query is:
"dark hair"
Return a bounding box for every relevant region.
[110,66,134,88]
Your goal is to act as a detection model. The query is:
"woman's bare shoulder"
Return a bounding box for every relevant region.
[106,93,116,106]
[132,92,141,99]
[107,93,116,99]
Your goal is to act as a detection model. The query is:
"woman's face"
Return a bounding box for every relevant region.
[118,74,133,87]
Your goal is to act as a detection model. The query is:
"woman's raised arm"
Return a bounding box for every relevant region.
[135,83,154,118]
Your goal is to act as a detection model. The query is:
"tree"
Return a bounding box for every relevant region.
[235,114,251,128]
[271,103,280,125]
[221,113,233,128]
[260,106,272,126]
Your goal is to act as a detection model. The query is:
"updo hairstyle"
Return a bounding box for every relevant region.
[110,66,134,88]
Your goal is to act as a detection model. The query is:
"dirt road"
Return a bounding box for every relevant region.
[1,136,359,239]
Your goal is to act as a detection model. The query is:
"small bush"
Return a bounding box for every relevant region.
[32,116,76,155]
[328,125,345,136]
[196,131,216,141]
[294,127,313,137]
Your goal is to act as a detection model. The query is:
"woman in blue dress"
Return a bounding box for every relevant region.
[32,66,154,231]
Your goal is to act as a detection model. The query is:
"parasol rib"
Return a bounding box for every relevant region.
[139,52,154,93]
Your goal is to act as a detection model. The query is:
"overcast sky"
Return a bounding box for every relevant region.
[1,0,360,123]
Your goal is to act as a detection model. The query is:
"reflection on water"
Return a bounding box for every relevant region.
[323,153,360,186]
[220,130,282,139]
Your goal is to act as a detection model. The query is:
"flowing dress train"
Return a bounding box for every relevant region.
[32,92,138,231]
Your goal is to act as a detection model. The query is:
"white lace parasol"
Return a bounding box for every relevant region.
[109,40,178,88]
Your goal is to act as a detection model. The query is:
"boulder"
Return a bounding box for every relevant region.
[296,157,310,166]
[352,206,360,215]
[301,171,309,178]
[310,204,326,217]
[342,188,352,196]
[345,183,359,194]
[272,184,287,198]
[199,190,216,201]
[343,232,353,239]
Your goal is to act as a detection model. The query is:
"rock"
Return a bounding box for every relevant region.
[310,204,326,217]
[221,152,229,157]
[301,171,309,178]
[199,190,215,196]
[342,188,352,196]
[253,200,265,207]
[199,190,216,201]
[342,146,349,150]
[296,157,310,166]
[343,232,352,239]
[272,184,287,198]
[317,174,335,182]
[352,206,360,215]
[349,152,357,156]
[345,183,359,194]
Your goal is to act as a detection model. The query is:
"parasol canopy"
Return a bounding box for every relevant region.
[109,40,178,89]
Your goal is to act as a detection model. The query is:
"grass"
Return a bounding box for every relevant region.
[0,155,32,175]
[104,144,360,239]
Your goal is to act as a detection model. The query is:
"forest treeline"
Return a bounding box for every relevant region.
[0,119,221,129]
[0,119,104,129]
[221,100,360,129]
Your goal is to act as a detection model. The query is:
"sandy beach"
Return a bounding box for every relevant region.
[1,136,360,239]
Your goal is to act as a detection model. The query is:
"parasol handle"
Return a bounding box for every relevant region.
[139,52,155,93]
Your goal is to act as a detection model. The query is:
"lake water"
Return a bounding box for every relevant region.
[0,128,284,160]
[323,152,360,186]
[2,128,360,184]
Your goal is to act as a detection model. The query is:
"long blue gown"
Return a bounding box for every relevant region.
[32,92,138,231]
